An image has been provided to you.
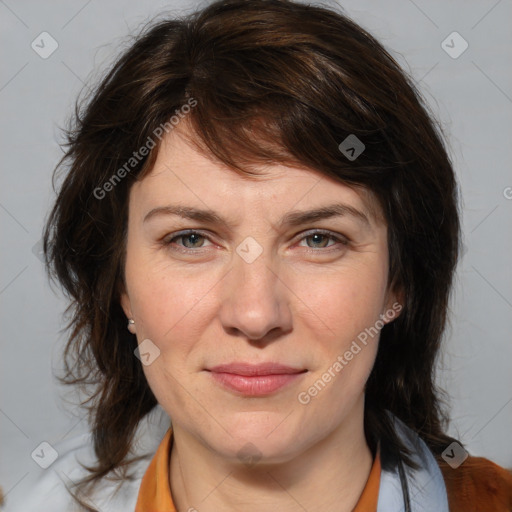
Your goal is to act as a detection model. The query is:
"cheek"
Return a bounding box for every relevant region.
[291,264,387,413]
[125,254,224,369]
[126,267,212,414]
[130,273,202,340]
[294,272,385,426]
[295,265,389,344]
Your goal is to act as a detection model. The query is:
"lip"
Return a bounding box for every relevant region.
[207,363,307,396]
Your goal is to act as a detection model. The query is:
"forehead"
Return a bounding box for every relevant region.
[132,124,384,225]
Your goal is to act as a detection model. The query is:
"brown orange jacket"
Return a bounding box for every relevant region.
[438,455,512,512]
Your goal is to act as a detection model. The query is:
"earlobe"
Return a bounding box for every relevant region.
[394,288,405,317]
[121,294,137,334]
[383,288,405,324]
[127,318,136,334]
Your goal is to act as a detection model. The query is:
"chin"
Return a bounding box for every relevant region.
[210,412,304,464]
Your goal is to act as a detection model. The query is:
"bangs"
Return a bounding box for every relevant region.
[185,110,301,177]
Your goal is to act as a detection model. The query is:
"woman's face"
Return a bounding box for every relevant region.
[121,125,400,463]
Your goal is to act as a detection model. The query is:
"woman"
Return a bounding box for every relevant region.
[6,0,511,511]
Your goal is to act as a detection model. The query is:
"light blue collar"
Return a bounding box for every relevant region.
[377,411,450,512]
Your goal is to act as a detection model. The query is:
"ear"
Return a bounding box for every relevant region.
[120,291,133,320]
[382,285,405,324]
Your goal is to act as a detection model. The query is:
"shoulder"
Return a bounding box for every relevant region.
[4,432,152,512]
[3,407,170,512]
[438,454,512,512]
[3,432,96,512]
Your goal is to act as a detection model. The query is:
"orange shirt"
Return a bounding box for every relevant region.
[135,428,381,512]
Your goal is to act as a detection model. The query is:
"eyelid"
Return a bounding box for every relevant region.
[296,228,349,244]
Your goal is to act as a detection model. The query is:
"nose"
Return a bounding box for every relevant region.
[218,248,293,344]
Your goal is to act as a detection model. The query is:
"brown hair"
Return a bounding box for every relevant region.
[43,0,461,508]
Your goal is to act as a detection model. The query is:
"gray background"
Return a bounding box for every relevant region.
[1,0,511,504]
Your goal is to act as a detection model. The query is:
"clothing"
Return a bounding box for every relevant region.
[378,412,450,511]
[3,409,511,511]
[439,455,512,512]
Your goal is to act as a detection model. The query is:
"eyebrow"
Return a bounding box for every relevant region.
[143,203,371,229]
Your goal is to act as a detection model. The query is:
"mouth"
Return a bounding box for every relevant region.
[206,362,308,396]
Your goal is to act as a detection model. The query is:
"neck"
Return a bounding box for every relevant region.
[169,401,374,512]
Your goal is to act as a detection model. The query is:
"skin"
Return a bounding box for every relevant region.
[121,123,401,512]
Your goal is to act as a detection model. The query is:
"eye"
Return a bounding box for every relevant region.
[297,230,348,250]
[163,230,213,251]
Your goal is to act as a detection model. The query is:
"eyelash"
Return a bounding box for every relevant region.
[161,229,349,254]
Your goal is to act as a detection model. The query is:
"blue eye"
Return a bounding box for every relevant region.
[164,230,211,250]
[299,231,346,249]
